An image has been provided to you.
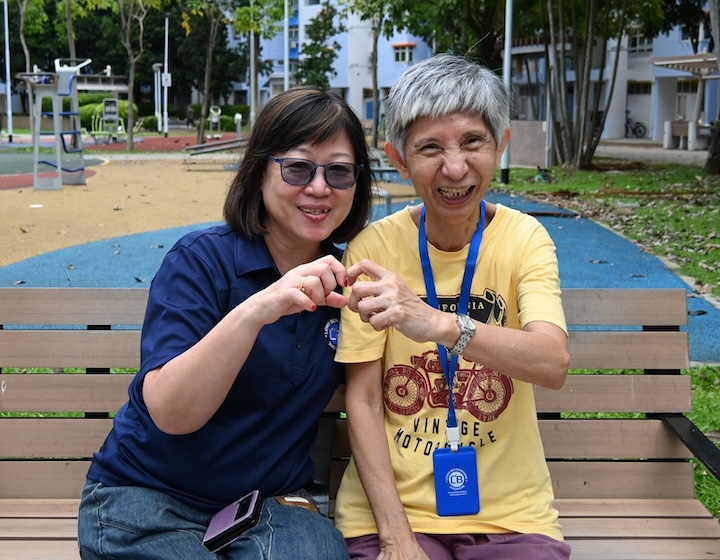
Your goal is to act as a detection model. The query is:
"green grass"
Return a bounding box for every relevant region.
[499,164,720,297]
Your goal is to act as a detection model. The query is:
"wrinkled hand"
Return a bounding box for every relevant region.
[375,536,430,560]
[346,259,443,344]
[251,255,348,326]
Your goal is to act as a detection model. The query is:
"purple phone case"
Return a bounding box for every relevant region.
[202,490,262,552]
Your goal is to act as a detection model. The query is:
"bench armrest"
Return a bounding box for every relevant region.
[659,414,720,481]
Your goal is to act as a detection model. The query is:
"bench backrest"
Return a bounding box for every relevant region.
[0,288,691,503]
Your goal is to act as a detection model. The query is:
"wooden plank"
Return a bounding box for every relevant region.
[568,539,720,560]
[0,517,78,539]
[555,498,714,519]
[0,418,114,457]
[561,288,688,327]
[0,374,133,413]
[562,516,720,538]
[329,419,691,461]
[0,462,90,499]
[0,288,687,328]
[0,541,80,560]
[0,330,141,368]
[539,419,691,460]
[0,288,148,325]
[548,462,695,500]
[0,499,79,518]
[568,331,689,369]
[535,375,692,413]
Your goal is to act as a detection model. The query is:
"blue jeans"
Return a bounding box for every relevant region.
[78,479,348,559]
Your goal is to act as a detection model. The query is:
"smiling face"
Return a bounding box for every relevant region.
[385,112,509,250]
[261,130,357,264]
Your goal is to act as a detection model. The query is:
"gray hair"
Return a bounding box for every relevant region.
[383,54,512,156]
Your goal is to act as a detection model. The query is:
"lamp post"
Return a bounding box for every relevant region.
[162,12,170,138]
[500,0,513,184]
[3,0,13,143]
[283,0,289,91]
[152,63,162,134]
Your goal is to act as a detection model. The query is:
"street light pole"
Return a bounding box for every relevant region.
[162,13,169,138]
[283,0,289,91]
[500,0,513,184]
[3,0,13,143]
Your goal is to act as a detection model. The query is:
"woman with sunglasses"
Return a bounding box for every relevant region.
[78,87,374,560]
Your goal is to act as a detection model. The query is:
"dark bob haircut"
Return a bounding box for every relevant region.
[223,87,374,244]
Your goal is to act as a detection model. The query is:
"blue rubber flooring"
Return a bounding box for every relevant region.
[0,192,717,363]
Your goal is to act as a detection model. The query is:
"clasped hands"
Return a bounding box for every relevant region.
[276,257,439,343]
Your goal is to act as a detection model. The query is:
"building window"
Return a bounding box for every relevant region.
[306,0,320,5]
[677,80,698,94]
[393,44,415,63]
[628,82,651,95]
[628,33,652,53]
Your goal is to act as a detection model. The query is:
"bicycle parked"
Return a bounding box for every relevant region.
[625,110,647,138]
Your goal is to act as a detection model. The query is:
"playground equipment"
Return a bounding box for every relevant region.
[16,58,91,190]
[208,105,222,139]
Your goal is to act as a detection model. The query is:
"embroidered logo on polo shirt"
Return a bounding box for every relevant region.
[324,318,339,350]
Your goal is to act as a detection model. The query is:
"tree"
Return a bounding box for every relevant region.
[705,0,720,173]
[232,0,283,128]
[347,0,392,148]
[294,0,344,90]
[541,0,669,169]
[385,0,504,68]
[115,0,160,150]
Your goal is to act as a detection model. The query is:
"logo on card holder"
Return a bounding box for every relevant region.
[446,468,468,492]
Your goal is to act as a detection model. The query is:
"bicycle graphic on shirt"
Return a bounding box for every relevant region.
[384,349,514,423]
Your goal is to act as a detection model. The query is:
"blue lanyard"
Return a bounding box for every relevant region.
[418,201,485,432]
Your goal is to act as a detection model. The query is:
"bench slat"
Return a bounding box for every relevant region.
[0,288,147,325]
[0,462,89,499]
[0,331,141,368]
[330,419,691,460]
[0,541,80,560]
[535,375,692,413]
[562,516,720,538]
[548,462,695,499]
[1,418,114,457]
[554,498,714,518]
[561,288,688,326]
[0,499,79,518]
[0,517,78,539]
[568,331,688,369]
[0,373,691,414]
[2,416,690,464]
[568,538,720,560]
[0,374,132,412]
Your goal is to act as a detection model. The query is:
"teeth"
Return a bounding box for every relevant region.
[439,186,473,198]
[301,208,329,215]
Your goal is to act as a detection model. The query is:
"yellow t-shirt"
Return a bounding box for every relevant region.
[335,204,567,541]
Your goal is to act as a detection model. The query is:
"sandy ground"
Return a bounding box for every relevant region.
[0,157,236,267]
[0,152,416,268]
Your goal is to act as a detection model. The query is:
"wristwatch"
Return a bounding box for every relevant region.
[447,313,476,356]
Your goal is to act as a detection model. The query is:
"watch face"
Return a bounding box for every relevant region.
[458,314,475,332]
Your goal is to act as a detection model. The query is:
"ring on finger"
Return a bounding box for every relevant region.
[298,277,306,293]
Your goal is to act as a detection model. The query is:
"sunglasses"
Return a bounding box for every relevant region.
[268,157,363,190]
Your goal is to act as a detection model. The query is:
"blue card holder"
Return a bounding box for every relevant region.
[433,446,480,516]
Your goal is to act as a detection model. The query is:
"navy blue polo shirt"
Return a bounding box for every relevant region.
[87,224,344,512]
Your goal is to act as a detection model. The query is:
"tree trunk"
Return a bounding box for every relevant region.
[66,0,76,59]
[705,122,720,173]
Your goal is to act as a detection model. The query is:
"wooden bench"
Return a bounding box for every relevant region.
[665,120,711,151]
[2,287,720,559]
